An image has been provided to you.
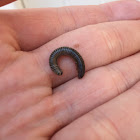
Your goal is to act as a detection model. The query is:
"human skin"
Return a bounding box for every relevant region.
[0,0,140,140]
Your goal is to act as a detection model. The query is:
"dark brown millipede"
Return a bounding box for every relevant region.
[49,47,85,79]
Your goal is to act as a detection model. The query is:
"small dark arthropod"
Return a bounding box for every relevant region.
[49,47,85,79]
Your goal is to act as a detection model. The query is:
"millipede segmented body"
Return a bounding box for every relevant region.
[49,47,85,79]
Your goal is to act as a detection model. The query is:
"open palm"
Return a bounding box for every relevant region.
[0,1,140,140]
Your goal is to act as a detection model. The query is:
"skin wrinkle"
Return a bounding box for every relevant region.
[86,116,101,140]
[53,83,116,131]
[32,95,75,137]
[9,8,60,51]
[72,70,122,107]
[133,83,140,91]
[104,53,140,96]
[69,79,119,110]
[119,59,137,87]
[1,97,53,137]
[97,83,140,139]
[105,64,130,94]
[131,85,140,100]
[110,53,140,91]
[101,2,114,22]
[92,109,123,140]
[84,6,98,24]
[0,52,52,99]
[0,22,20,51]
[0,86,51,114]
[9,29,20,51]
[53,70,117,105]
[100,85,140,140]
[30,52,52,88]
[57,7,76,34]
[110,24,124,59]
[52,107,73,133]
[63,7,78,32]
[0,49,16,73]
[98,26,122,63]
[52,93,75,125]
[79,113,102,140]
[2,91,74,138]
[51,88,100,137]
[0,86,51,130]
[101,0,140,21]
[0,29,19,51]
[0,25,24,74]
[104,66,121,95]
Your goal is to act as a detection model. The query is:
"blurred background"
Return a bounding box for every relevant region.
[1,0,140,9]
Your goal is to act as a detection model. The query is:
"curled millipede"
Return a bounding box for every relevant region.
[49,47,85,79]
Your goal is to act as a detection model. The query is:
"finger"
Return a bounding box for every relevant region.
[0,52,53,134]
[3,52,140,137]
[50,52,140,138]
[51,82,140,140]
[2,0,140,50]
[0,0,16,6]
[34,20,140,87]
[52,51,140,122]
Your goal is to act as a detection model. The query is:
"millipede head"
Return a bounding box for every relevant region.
[56,69,63,76]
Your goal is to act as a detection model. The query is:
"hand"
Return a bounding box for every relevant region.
[0,1,140,140]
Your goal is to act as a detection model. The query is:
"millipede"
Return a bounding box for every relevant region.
[49,47,85,79]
